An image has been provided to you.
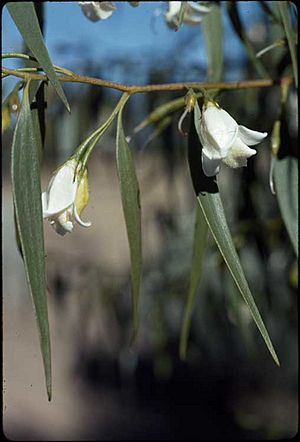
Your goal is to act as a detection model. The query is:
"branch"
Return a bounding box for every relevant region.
[1,66,293,94]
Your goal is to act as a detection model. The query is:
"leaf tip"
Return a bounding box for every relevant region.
[47,386,52,401]
[274,354,281,367]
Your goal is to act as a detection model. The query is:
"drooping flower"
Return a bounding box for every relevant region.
[42,159,91,236]
[78,2,116,22]
[198,101,268,177]
[165,1,210,29]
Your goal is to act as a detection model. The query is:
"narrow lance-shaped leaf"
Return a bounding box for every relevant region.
[7,2,70,112]
[277,1,298,88]
[197,192,280,366]
[202,2,224,83]
[14,80,44,256]
[188,106,280,366]
[116,107,142,340]
[274,156,298,257]
[11,81,52,400]
[179,203,208,360]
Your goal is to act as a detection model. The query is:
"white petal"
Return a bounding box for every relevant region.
[201,151,221,177]
[182,15,203,25]
[44,162,77,216]
[187,2,210,14]
[200,105,238,159]
[51,220,73,236]
[222,137,256,169]
[184,2,210,23]
[166,1,209,27]
[74,206,92,228]
[51,211,74,235]
[41,192,48,217]
[79,1,116,22]
[238,125,268,146]
[166,1,182,20]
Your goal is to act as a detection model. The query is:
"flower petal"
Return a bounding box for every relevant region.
[166,1,182,18]
[79,1,116,22]
[51,220,74,236]
[44,162,77,216]
[200,105,238,159]
[201,151,221,177]
[50,211,74,236]
[238,125,268,146]
[165,1,209,27]
[222,137,256,169]
[187,2,210,14]
[41,192,48,217]
[74,205,92,228]
[184,2,210,24]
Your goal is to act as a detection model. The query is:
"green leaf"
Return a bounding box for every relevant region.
[274,156,298,257]
[11,81,51,400]
[188,106,280,366]
[116,107,142,339]
[277,1,298,88]
[197,193,279,366]
[7,2,70,111]
[179,204,208,360]
[202,2,224,82]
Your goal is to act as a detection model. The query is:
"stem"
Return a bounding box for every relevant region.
[74,93,130,175]
[2,53,75,76]
[1,66,293,94]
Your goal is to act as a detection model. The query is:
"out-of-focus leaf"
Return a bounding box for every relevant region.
[180,204,208,359]
[227,1,269,78]
[7,2,70,112]
[2,104,11,133]
[11,81,51,400]
[139,116,172,151]
[202,2,223,82]
[187,105,280,366]
[116,107,142,340]
[274,156,298,257]
[2,81,23,133]
[277,1,298,88]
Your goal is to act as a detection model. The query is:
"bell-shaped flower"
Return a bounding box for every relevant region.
[165,1,210,29]
[42,159,91,236]
[199,101,268,177]
[79,1,116,22]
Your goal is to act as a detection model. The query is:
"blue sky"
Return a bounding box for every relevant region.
[2,1,265,85]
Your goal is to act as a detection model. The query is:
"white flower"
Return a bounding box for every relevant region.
[199,101,268,177]
[79,2,116,22]
[165,1,210,29]
[42,159,91,236]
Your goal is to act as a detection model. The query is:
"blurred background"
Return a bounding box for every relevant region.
[2,2,298,440]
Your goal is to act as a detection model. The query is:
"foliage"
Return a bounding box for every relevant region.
[2,1,298,404]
